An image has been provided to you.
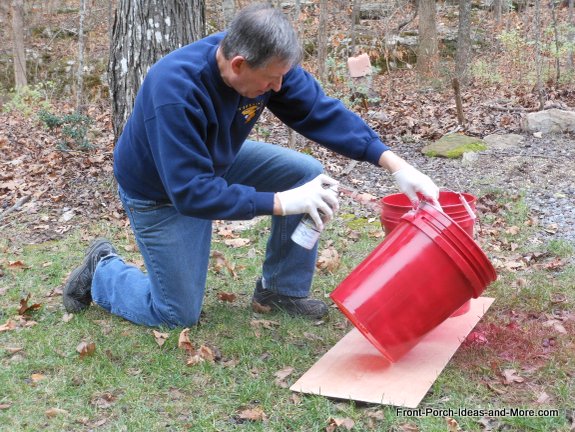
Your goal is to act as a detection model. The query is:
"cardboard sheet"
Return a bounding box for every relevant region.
[290,297,494,408]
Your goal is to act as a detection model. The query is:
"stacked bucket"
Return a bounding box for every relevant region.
[330,192,496,362]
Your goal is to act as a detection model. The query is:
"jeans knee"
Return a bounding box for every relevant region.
[298,155,324,183]
[160,305,201,328]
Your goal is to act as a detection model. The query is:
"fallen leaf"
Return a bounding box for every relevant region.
[542,319,567,334]
[486,381,507,395]
[217,292,237,302]
[76,341,96,358]
[502,369,524,385]
[250,319,280,330]
[396,423,420,432]
[274,366,294,388]
[237,406,267,422]
[0,319,16,332]
[0,403,11,410]
[153,330,169,347]
[198,344,215,362]
[326,417,355,430]
[224,238,250,247]
[91,392,116,409]
[466,331,488,344]
[211,251,237,278]
[45,407,68,417]
[316,246,340,273]
[8,260,28,270]
[535,391,551,404]
[31,373,46,382]
[18,294,42,315]
[178,328,194,353]
[446,417,459,432]
[252,301,272,314]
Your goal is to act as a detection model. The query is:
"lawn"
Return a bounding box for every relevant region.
[1,191,574,431]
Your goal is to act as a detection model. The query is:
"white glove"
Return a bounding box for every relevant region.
[277,174,339,230]
[392,165,440,207]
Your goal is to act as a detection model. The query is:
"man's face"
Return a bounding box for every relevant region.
[230,57,291,98]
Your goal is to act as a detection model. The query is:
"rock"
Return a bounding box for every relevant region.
[521,109,575,134]
[483,133,524,150]
[422,134,487,158]
[462,152,479,165]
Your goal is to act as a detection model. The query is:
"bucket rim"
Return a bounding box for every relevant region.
[402,203,497,296]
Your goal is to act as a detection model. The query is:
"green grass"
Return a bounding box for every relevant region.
[1,193,574,431]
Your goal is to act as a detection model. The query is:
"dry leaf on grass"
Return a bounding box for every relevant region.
[211,251,237,278]
[252,301,272,314]
[273,366,294,388]
[502,368,524,385]
[153,330,169,347]
[18,293,42,315]
[250,319,280,329]
[45,408,68,418]
[237,406,267,422]
[76,341,96,358]
[326,417,355,431]
[217,292,237,302]
[316,246,340,273]
[178,328,194,353]
[224,238,250,247]
[0,319,16,332]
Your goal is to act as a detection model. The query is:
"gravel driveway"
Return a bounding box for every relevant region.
[333,132,575,245]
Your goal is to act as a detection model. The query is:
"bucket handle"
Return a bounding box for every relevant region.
[439,187,477,221]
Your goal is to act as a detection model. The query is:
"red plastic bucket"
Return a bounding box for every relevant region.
[380,191,477,237]
[330,202,496,362]
[381,191,478,316]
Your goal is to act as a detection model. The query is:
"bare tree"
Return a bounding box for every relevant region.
[317,0,329,83]
[222,0,235,28]
[417,0,439,77]
[11,0,27,89]
[109,0,205,139]
[493,0,502,24]
[455,0,472,83]
[569,0,574,72]
[76,0,86,112]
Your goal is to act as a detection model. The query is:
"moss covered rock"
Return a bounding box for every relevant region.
[422,134,487,158]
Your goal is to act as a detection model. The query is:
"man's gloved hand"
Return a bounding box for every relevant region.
[392,165,440,207]
[277,174,339,229]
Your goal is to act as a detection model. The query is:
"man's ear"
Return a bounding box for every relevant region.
[230,56,246,74]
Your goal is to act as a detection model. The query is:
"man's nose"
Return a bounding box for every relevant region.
[270,76,282,92]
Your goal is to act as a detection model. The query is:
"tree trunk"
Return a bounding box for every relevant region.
[109,0,205,139]
[417,0,438,77]
[11,0,27,89]
[76,0,86,112]
[317,0,328,83]
[567,0,573,72]
[455,0,472,83]
[222,0,235,28]
[493,0,502,23]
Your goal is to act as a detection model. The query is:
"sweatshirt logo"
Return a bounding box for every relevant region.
[240,102,263,123]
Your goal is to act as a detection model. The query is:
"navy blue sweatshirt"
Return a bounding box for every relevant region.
[114,32,390,220]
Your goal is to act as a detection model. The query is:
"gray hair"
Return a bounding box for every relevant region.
[220,3,303,69]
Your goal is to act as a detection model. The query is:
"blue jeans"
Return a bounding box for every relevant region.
[92,140,324,327]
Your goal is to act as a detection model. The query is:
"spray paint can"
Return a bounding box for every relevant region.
[291,184,338,249]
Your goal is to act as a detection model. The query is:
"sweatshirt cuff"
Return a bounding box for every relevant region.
[365,139,391,165]
[254,192,275,216]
